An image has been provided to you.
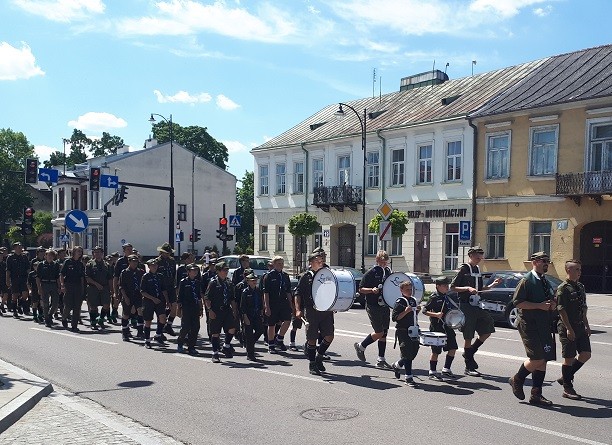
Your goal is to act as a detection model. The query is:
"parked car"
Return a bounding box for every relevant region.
[479,271,562,328]
[217,255,299,288]
[326,266,364,307]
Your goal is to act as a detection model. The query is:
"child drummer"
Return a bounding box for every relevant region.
[422,276,459,380]
[391,280,421,387]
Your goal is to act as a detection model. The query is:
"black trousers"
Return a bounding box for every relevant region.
[243,316,264,357]
[178,310,200,349]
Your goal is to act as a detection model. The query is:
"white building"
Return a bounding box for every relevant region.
[51,140,236,257]
[252,63,543,275]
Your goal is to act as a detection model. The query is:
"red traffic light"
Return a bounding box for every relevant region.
[24,208,34,218]
[219,217,227,226]
[92,169,100,176]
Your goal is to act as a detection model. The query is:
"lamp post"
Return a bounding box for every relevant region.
[334,103,367,272]
[148,113,175,250]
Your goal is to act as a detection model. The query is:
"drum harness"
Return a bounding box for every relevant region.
[394,297,420,349]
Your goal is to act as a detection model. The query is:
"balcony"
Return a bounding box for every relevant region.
[556,171,612,205]
[313,185,363,212]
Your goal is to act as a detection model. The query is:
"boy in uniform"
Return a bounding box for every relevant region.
[391,280,421,387]
[204,261,237,363]
[27,257,42,323]
[113,243,134,324]
[6,242,30,318]
[241,273,264,361]
[85,246,113,329]
[156,242,178,337]
[36,249,61,327]
[0,247,8,314]
[60,246,85,332]
[177,264,204,355]
[119,254,145,341]
[262,256,292,353]
[141,258,169,349]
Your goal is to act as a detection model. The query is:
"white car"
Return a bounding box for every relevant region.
[216,255,271,282]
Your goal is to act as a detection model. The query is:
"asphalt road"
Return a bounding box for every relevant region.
[0,295,610,445]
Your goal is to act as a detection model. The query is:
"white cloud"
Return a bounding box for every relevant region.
[35,144,57,162]
[0,42,45,80]
[533,5,553,16]
[153,89,212,104]
[12,0,105,22]
[68,112,127,132]
[222,140,248,154]
[216,94,240,111]
[470,0,551,18]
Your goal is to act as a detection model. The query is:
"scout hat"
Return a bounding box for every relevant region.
[128,254,139,261]
[36,246,46,252]
[434,276,450,285]
[531,251,550,261]
[186,263,199,271]
[157,242,174,254]
[308,252,322,262]
[111,251,120,258]
[215,261,230,271]
[92,246,103,252]
[243,268,253,276]
[146,258,159,265]
[467,246,484,255]
[122,242,133,249]
[12,241,22,247]
[246,273,257,280]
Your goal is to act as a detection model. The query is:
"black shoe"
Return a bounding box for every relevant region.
[509,376,525,400]
[289,344,299,351]
[13,311,19,318]
[404,377,417,388]
[187,348,198,356]
[276,342,288,352]
[376,360,393,370]
[222,346,233,358]
[61,320,68,328]
[247,354,257,361]
[392,362,401,379]
[164,324,177,336]
[154,335,166,345]
[529,389,553,406]
[159,334,168,342]
[211,354,221,363]
[45,321,52,328]
[465,368,481,377]
[135,330,144,340]
[309,362,321,376]
[145,340,152,349]
[441,369,457,378]
[17,306,23,315]
[429,373,444,381]
[556,377,565,386]
[562,386,582,400]
[0,305,5,314]
[70,326,79,333]
[315,356,326,373]
[122,335,130,342]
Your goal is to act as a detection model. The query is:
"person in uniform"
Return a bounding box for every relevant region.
[391,280,421,387]
[156,242,178,337]
[27,257,43,323]
[55,247,67,320]
[119,254,145,341]
[354,250,393,369]
[556,259,591,400]
[262,256,292,353]
[232,254,250,287]
[422,276,459,380]
[85,246,113,329]
[241,272,264,361]
[294,252,335,376]
[30,246,46,271]
[204,261,237,363]
[141,258,169,349]
[60,246,85,332]
[113,243,134,324]
[201,256,217,340]
[36,249,61,327]
[176,264,204,355]
[508,252,557,406]
[0,247,9,314]
[175,252,198,288]
[5,242,30,318]
[449,246,501,376]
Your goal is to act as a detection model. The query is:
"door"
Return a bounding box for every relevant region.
[293,235,307,275]
[337,225,356,268]
[413,222,430,273]
[580,221,612,293]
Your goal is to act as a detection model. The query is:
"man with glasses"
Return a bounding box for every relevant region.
[509,252,557,406]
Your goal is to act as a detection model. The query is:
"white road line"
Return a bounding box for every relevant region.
[447,406,609,445]
[489,336,522,343]
[336,311,362,315]
[31,327,117,345]
[590,324,612,328]
[591,341,612,346]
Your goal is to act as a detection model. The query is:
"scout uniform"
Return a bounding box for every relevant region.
[119,254,145,340]
[240,273,264,360]
[391,283,420,387]
[141,258,169,348]
[204,261,237,362]
[36,252,61,327]
[6,242,30,318]
[176,264,204,355]
[27,264,42,323]
[60,249,86,331]
[156,242,177,336]
[113,243,133,323]
[262,258,292,352]
[0,247,8,313]
[85,247,113,328]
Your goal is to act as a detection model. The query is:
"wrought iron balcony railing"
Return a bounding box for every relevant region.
[313,185,363,212]
[556,170,612,205]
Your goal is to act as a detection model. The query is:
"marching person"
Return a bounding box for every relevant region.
[508,252,557,406]
[119,254,145,341]
[175,252,198,288]
[113,243,134,324]
[60,246,85,332]
[450,246,501,376]
[294,252,334,376]
[204,261,237,363]
[354,250,393,369]
[156,242,178,336]
[27,256,42,323]
[232,254,250,287]
[36,249,61,327]
[0,247,8,314]
[141,258,169,349]
[556,259,591,400]
[5,242,30,318]
[30,246,46,271]
[55,247,67,320]
[85,246,113,329]
[201,256,217,340]
[391,280,421,387]
[422,276,458,380]
[263,256,292,353]
[241,272,264,361]
[176,264,204,355]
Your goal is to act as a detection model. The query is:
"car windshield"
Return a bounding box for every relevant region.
[486,272,563,289]
[250,258,270,270]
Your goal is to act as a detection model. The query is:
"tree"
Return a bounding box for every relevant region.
[44,151,66,168]
[91,132,124,157]
[288,212,319,272]
[368,210,410,237]
[67,129,90,166]
[33,210,53,236]
[151,122,228,169]
[236,171,254,251]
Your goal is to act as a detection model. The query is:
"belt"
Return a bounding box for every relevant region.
[41,280,57,283]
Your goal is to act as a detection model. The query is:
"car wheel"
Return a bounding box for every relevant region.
[506,306,520,329]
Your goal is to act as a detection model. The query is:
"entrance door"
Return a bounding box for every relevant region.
[580,221,612,293]
[337,225,356,268]
[413,222,430,273]
[293,235,307,275]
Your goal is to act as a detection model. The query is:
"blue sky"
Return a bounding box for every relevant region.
[1,0,611,181]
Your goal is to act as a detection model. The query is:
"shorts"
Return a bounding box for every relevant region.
[266,299,292,326]
[365,304,390,334]
[208,309,236,335]
[142,299,166,321]
[518,321,556,361]
[460,303,495,340]
[167,289,177,304]
[291,314,303,330]
[0,283,8,294]
[304,307,334,341]
[396,329,420,361]
[10,279,28,294]
[30,292,41,304]
[86,285,111,307]
[430,325,458,354]
[558,324,592,358]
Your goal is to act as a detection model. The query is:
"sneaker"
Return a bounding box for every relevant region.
[315,356,326,373]
[45,321,52,328]
[276,342,288,352]
[562,386,582,400]
[247,354,257,361]
[164,324,177,336]
[187,348,198,356]
[177,344,184,353]
[211,354,221,363]
[508,376,525,400]
[61,320,68,329]
[429,372,444,381]
[556,377,565,386]
[392,362,401,379]
[404,378,417,388]
[0,305,5,314]
[289,344,299,351]
[144,340,152,349]
[441,369,457,378]
[154,335,166,345]
[354,342,366,362]
[376,360,393,370]
[13,311,19,319]
[70,326,79,333]
[96,317,105,329]
[122,334,130,342]
[222,346,233,358]
[159,334,168,342]
[268,345,277,354]
[309,361,321,376]
[465,368,482,377]
[38,314,45,323]
[321,354,331,361]
[529,389,553,406]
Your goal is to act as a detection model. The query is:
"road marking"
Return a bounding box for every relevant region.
[590,324,612,328]
[447,406,609,445]
[489,336,521,343]
[591,340,612,346]
[337,311,362,315]
[31,327,117,345]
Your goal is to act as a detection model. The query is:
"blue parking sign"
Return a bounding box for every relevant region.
[459,220,471,241]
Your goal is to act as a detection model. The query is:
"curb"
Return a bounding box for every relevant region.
[0,358,53,434]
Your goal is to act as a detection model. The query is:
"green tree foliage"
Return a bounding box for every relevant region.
[44,151,66,168]
[236,171,254,251]
[67,129,90,166]
[288,213,319,237]
[43,130,125,168]
[91,132,124,157]
[151,122,228,169]
[6,226,22,243]
[368,210,409,236]
[33,210,53,236]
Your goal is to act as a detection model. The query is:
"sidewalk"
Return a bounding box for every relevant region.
[0,359,183,444]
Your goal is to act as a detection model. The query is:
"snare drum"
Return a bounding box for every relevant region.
[312,268,356,312]
[382,272,425,307]
[419,331,448,346]
[444,309,465,330]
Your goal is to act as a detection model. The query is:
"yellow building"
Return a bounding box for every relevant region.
[470,45,612,292]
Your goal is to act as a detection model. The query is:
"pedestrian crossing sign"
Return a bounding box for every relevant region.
[229,215,241,228]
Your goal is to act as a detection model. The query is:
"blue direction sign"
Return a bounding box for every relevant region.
[38,168,59,184]
[100,174,119,189]
[65,210,89,233]
[460,221,471,240]
[229,215,241,228]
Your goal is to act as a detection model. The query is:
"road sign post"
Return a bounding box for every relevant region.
[379,220,392,242]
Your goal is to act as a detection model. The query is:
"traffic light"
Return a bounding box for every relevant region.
[25,158,39,184]
[216,217,228,240]
[189,233,193,242]
[89,167,101,191]
[193,228,201,242]
[22,207,35,235]
[114,185,129,205]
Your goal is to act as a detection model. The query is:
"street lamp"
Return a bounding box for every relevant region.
[334,103,367,272]
[149,113,175,250]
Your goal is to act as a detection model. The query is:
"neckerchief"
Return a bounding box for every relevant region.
[190,279,198,302]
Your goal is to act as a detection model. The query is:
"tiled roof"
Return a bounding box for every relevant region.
[253,59,547,151]
[470,44,612,117]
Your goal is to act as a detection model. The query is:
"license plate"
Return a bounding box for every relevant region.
[481,301,503,312]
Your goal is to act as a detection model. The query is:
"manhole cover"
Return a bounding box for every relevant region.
[301,407,359,421]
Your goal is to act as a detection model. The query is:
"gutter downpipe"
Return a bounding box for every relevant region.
[468,117,478,245]
[301,143,308,213]
[376,129,387,202]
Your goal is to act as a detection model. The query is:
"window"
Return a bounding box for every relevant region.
[446,140,462,181]
[313,158,324,189]
[259,165,269,195]
[391,148,405,186]
[486,133,510,179]
[366,151,379,188]
[588,123,612,172]
[417,144,433,184]
[444,223,459,271]
[276,226,285,251]
[391,236,402,256]
[71,188,79,210]
[529,126,558,176]
[90,191,99,210]
[177,204,187,221]
[530,221,551,258]
[487,222,505,259]
[338,155,351,185]
[293,161,304,194]
[91,228,100,248]
[260,225,268,251]
[367,230,378,256]
[314,224,323,250]
[275,163,286,194]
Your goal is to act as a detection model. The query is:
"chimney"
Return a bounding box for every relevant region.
[144,137,158,149]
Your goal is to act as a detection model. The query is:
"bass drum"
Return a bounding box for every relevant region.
[382,272,425,307]
[312,268,356,312]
